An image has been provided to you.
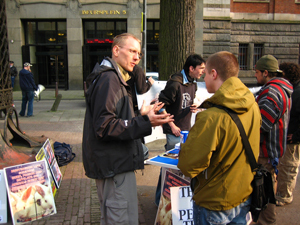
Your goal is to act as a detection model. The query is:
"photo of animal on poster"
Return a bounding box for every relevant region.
[4,160,57,225]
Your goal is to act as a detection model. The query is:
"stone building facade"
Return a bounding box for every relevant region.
[5,0,300,89]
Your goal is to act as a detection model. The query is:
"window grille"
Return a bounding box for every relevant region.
[238,44,248,70]
[253,44,263,69]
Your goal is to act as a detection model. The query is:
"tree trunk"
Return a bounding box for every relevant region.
[159,0,196,80]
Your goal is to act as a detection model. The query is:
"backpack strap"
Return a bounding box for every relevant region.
[214,105,258,171]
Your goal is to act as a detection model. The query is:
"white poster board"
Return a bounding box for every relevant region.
[170,186,193,225]
[137,81,260,143]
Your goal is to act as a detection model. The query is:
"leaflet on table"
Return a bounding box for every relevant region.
[145,148,180,170]
[4,160,57,225]
[36,139,62,189]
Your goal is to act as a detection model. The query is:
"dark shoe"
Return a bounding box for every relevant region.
[19,113,24,117]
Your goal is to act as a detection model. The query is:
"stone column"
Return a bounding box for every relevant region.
[127,0,143,40]
[195,0,204,56]
[67,1,83,90]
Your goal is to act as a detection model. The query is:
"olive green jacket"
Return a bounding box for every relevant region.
[177,77,262,211]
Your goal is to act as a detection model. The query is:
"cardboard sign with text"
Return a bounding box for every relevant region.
[170,186,193,225]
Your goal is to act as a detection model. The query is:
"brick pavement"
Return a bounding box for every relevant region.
[3,92,150,225]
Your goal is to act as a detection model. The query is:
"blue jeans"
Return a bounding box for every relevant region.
[11,76,15,88]
[193,197,251,225]
[20,90,34,116]
[164,133,181,151]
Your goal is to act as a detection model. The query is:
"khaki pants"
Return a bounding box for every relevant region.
[276,143,300,204]
[256,157,277,225]
[95,171,138,225]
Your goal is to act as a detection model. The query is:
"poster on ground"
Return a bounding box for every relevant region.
[4,160,57,225]
[155,170,190,225]
[35,146,57,196]
[40,139,62,189]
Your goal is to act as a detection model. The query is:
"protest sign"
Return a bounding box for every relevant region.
[155,170,190,225]
[40,139,62,189]
[170,186,193,225]
[4,160,57,225]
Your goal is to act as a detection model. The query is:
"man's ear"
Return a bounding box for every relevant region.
[189,66,194,73]
[112,45,119,57]
[211,69,218,79]
[263,70,268,77]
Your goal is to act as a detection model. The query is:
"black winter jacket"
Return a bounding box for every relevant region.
[159,71,197,134]
[288,79,300,143]
[19,69,37,91]
[82,58,152,179]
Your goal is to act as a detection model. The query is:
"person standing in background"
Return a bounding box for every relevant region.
[9,61,17,89]
[254,55,293,225]
[276,62,300,206]
[154,53,205,206]
[19,62,38,117]
[127,65,155,160]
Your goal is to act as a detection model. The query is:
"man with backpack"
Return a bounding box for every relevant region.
[177,51,261,225]
[254,55,293,225]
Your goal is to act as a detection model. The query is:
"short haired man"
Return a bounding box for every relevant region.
[276,62,300,206]
[19,62,38,117]
[82,33,173,225]
[178,51,261,225]
[155,53,205,206]
[254,55,293,224]
[9,61,18,88]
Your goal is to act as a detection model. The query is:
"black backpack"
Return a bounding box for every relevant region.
[54,142,76,167]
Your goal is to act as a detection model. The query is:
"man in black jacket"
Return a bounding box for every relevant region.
[9,61,18,88]
[155,54,205,205]
[19,62,37,117]
[82,33,173,225]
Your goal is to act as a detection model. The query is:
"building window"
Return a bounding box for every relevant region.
[146,20,160,72]
[24,20,66,44]
[253,44,263,69]
[147,20,159,44]
[238,44,248,70]
[83,19,127,43]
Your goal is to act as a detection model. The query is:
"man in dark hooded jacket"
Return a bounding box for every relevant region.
[82,33,173,225]
[19,62,37,117]
[155,54,205,205]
